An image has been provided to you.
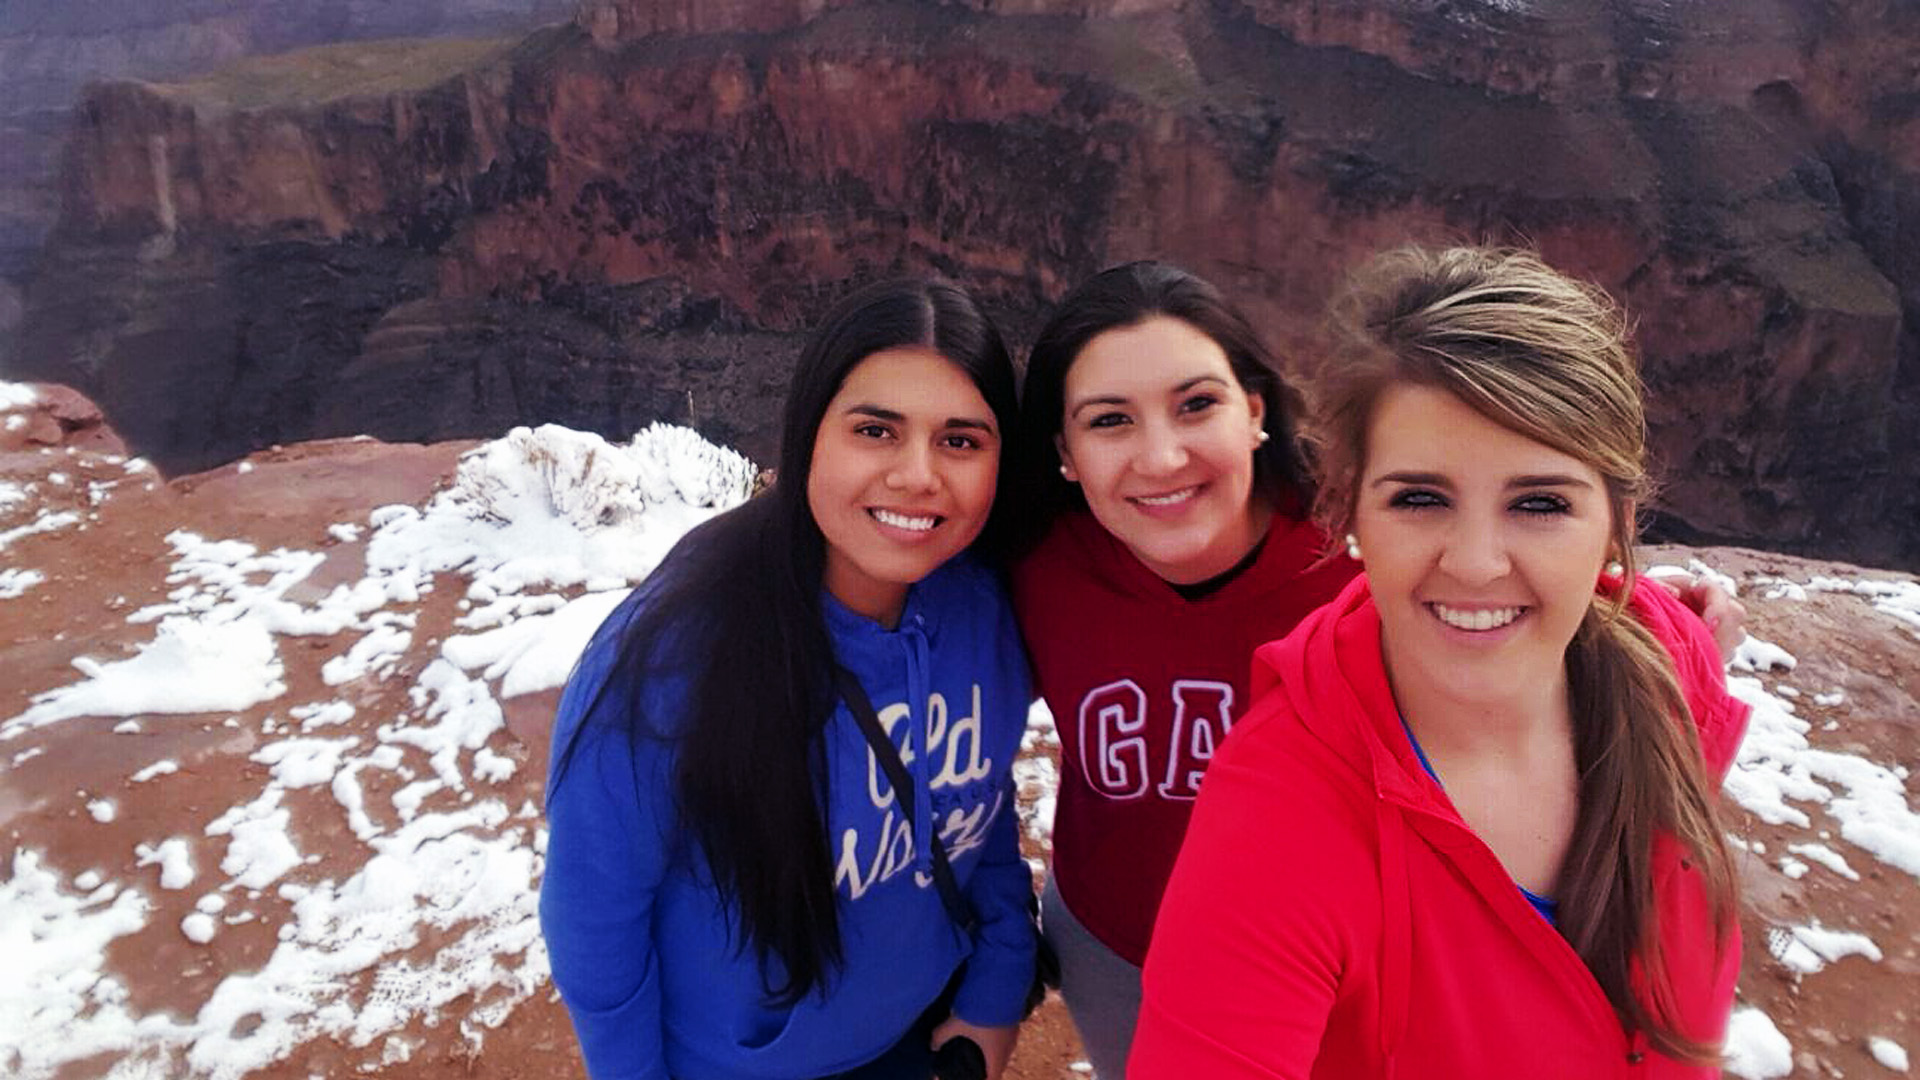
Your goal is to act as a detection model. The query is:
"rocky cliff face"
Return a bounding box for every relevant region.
[0,0,572,334]
[7,0,1919,568]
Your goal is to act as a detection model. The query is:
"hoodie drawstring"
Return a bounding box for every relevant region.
[905,614,935,883]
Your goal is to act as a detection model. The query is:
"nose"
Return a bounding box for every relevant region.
[1437,511,1511,585]
[885,442,940,493]
[1134,418,1189,477]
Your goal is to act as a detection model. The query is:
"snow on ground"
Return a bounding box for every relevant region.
[1870,1036,1911,1072]
[1,424,754,1079]
[0,851,152,1080]
[0,566,45,598]
[1706,564,1920,1075]
[0,507,80,552]
[1725,1005,1795,1079]
[0,379,37,409]
[1016,701,1061,857]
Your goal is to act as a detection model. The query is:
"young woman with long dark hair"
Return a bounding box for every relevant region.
[1131,247,1747,1077]
[540,279,1036,1080]
[1008,262,1361,1075]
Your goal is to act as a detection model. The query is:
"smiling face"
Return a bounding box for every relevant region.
[807,346,1000,626]
[1354,382,1615,711]
[1057,315,1268,585]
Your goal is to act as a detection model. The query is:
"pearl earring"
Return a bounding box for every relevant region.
[1605,560,1624,578]
[1059,464,1072,479]
[1345,534,1362,561]
[1257,430,1271,444]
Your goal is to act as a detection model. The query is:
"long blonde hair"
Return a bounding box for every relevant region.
[1306,246,1736,1063]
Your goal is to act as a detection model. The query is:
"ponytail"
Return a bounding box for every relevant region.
[1556,571,1738,1064]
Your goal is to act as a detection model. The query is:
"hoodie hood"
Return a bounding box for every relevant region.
[1249,572,1443,818]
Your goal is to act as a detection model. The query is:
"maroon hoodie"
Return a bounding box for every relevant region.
[1013,508,1357,966]
[1132,573,1750,1079]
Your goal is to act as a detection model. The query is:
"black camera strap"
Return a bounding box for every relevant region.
[833,665,978,936]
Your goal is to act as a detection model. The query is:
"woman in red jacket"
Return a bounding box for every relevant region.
[1131,246,1749,1078]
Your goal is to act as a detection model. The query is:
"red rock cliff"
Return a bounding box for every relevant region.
[8,0,1919,568]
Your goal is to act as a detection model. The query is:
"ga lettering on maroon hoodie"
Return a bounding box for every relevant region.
[1131,574,1750,1079]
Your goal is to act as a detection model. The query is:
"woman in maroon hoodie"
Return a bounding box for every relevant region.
[1011,263,1360,1076]
[1131,247,1748,1078]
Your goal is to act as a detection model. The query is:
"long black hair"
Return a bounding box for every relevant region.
[1014,261,1313,547]
[549,278,1018,1006]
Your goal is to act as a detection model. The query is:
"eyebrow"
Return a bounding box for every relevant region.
[1370,470,1594,490]
[847,404,997,433]
[1066,375,1232,419]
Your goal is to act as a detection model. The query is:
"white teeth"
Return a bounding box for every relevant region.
[872,509,936,531]
[1432,604,1523,631]
[1134,487,1199,507]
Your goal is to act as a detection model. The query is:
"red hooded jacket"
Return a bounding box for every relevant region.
[1131,573,1750,1079]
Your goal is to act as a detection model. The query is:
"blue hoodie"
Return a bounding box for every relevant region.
[539,556,1037,1080]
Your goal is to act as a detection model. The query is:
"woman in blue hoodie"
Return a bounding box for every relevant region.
[540,279,1037,1080]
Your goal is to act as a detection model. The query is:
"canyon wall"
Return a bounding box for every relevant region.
[7,0,1918,567]
[0,0,572,341]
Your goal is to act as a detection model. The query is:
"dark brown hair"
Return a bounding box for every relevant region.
[551,278,1018,1005]
[1015,261,1313,542]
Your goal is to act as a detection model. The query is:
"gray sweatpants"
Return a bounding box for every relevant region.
[1039,874,1143,1079]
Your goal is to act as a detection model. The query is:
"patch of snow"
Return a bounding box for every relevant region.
[204,789,302,891]
[3,616,286,739]
[253,737,360,789]
[441,588,629,699]
[471,746,516,783]
[1732,634,1796,673]
[387,660,504,793]
[1807,575,1920,632]
[364,423,752,601]
[181,913,218,944]
[1786,841,1861,881]
[0,380,37,409]
[87,799,117,823]
[0,850,152,1080]
[0,567,45,599]
[0,509,81,553]
[1724,1006,1793,1078]
[321,615,413,686]
[1724,677,1919,879]
[1869,1036,1910,1073]
[135,839,196,890]
[291,701,355,731]
[182,805,542,1078]
[1767,921,1883,975]
[130,760,179,783]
